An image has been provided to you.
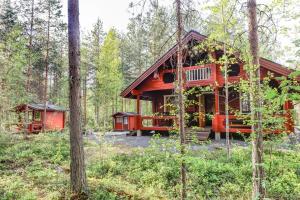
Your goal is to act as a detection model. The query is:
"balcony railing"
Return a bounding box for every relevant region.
[186,67,212,81]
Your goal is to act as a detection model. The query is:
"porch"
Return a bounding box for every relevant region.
[130,86,253,134]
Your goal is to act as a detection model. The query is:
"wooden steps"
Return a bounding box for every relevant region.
[185,127,211,142]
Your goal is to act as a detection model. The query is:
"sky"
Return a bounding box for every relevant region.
[61,0,175,32]
[59,0,298,66]
[62,0,133,32]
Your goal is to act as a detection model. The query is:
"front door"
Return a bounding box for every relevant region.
[123,117,128,130]
[199,95,205,127]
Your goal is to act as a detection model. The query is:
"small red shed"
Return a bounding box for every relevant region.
[112,112,138,131]
[15,103,67,133]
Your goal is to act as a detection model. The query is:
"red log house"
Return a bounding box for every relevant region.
[15,103,67,133]
[112,30,295,138]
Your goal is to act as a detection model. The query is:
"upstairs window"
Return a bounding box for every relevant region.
[228,64,240,76]
[163,73,175,83]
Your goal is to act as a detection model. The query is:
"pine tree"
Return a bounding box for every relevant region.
[247,0,265,199]
[68,0,88,197]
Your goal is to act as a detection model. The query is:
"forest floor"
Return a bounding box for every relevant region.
[0,131,300,199]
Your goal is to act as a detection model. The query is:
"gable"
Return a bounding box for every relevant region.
[121,30,295,98]
[121,30,206,98]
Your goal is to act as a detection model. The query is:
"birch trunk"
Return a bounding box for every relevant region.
[176,0,187,199]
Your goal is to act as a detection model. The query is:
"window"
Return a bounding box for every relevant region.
[34,111,41,121]
[123,117,128,125]
[164,95,178,113]
[163,73,175,83]
[240,93,251,113]
[116,117,123,123]
[228,64,240,76]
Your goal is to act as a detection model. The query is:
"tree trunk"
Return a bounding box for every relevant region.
[26,0,34,94]
[221,5,231,159]
[83,72,87,130]
[43,1,50,132]
[176,0,187,199]
[247,0,265,199]
[68,0,88,197]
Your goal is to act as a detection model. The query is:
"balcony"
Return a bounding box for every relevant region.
[184,64,215,86]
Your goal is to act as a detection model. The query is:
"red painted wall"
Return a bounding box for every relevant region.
[43,111,65,131]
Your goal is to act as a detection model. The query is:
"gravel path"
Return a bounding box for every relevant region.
[84,128,300,150]
[85,132,249,150]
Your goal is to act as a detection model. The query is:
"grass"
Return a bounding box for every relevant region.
[0,132,299,199]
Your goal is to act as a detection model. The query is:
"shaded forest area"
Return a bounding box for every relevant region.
[0,0,300,199]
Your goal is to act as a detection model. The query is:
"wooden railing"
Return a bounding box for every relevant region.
[140,115,177,131]
[186,67,212,81]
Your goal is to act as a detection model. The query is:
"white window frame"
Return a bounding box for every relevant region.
[123,117,128,125]
[116,117,123,123]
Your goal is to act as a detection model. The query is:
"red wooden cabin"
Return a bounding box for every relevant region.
[113,30,295,138]
[15,103,67,133]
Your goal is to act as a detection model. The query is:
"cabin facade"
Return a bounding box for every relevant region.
[15,103,67,133]
[113,31,295,138]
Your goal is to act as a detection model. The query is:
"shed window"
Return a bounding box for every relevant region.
[34,111,41,121]
[123,117,128,125]
[116,117,123,123]
[163,73,175,83]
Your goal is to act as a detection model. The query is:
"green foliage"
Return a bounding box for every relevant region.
[0,132,70,199]
[87,137,300,200]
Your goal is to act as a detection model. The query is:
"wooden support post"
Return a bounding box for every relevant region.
[214,87,219,114]
[136,93,142,136]
[215,132,221,141]
[284,101,294,133]
[213,87,221,139]
[136,94,141,115]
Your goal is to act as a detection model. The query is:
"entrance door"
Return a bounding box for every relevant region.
[199,95,205,127]
[123,117,128,130]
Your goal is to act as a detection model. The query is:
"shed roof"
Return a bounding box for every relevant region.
[112,112,138,117]
[15,103,67,112]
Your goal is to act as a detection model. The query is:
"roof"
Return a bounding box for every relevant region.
[121,30,295,98]
[121,30,206,98]
[112,112,138,117]
[15,103,67,112]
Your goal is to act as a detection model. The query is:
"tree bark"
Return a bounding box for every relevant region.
[83,71,87,130]
[68,0,88,198]
[247,0,265,199]
[176,0,187,199]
